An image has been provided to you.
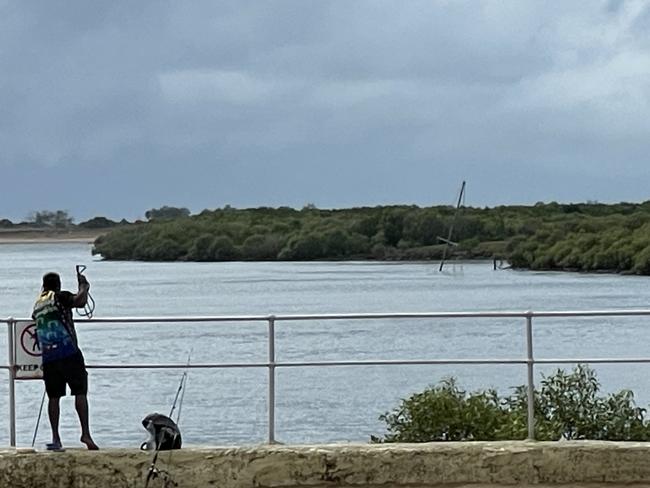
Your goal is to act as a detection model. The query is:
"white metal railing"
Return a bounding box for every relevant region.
[4,309,650,447]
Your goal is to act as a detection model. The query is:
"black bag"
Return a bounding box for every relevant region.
[140,413,182,451]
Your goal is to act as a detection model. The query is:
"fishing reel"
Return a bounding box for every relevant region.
[75,264,96,318]
[146,467,178,488]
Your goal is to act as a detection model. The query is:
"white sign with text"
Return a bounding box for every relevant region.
[14,321,43,380]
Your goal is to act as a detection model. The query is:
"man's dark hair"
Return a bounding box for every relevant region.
[42,272,61,292]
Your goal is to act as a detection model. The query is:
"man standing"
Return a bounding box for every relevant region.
[32,271,99,450]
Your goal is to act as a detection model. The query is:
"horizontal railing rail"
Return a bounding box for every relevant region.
[8,309,650,322]
[4,309,650,447]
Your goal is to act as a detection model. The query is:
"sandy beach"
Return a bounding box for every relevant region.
[0,228,108,244]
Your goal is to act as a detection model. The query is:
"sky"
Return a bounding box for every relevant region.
[2,0,650,222]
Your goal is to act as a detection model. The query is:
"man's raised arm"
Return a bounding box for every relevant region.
[73,274,90,308]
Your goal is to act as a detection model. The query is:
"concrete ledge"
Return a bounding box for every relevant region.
[3,441,650,488]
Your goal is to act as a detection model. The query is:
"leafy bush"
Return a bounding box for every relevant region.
[242,234,284,260]
[210,236,239,261]
[372,365,650,442]
[372,378,510,442]
[148,238,185,261]
[187,234,215,261]
[278,233,326,260]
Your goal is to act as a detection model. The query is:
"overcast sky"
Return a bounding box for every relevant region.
[1,0,649,221]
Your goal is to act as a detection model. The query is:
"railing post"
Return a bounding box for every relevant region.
[267,316,276,444]
[525,312,535,440]
[7,318,16,447]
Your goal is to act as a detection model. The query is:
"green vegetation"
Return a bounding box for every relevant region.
[27,210,74,228]
[7,201,650,273]
[372,365,650,442]
[78,216,120,229]
[92,201,650,274]
[507,202,650,274]
[0,210,123,230]
[92,204,508,262]
[145,206,191,221]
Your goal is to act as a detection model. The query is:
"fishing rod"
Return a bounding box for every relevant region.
[31,389,46,448]
[75,265,96,318]
[144,351,191,488]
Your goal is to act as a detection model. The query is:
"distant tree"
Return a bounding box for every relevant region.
[147,238,185,261]
[145,206,190,221]
[0,219,13,228]
[382,208,407,246]
[78,216,118,228]
[187,234,215,261]
[28,210,74,228]
[352,215,380,238]
[402,211,444,245]
[278,233,325,260]
[210,236,238,261]
[242,234,284,260]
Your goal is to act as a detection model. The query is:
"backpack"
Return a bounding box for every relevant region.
[140,413,182,451]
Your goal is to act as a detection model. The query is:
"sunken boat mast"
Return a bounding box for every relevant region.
[438,180,466,272]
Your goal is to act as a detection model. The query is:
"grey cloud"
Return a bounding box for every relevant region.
[1,0,650,221]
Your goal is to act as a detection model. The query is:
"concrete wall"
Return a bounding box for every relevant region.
[3,441,650,488]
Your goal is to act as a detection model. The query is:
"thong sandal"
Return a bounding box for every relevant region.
[45,442,65,452]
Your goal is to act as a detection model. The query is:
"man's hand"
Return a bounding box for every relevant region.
[73,274,90,308]
[77,273,90,289]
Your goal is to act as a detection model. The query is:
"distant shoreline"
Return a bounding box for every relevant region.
[0,228,107,245]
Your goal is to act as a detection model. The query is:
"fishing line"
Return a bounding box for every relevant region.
[75,265,96,319]
[163,351,191,477]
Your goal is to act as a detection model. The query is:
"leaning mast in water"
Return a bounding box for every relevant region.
[438,180,466,272]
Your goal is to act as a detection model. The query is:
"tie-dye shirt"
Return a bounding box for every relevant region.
[32,290,79,363]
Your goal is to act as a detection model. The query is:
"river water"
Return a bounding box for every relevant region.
[1,243,650,448]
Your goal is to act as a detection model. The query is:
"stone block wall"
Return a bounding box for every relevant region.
[2,441,650,488]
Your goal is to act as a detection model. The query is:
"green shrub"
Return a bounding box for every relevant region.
[210,236,238,261]
[372,365,650,442]
[148,238,185,261]
[187,234,215,261]
[278,233,325,260]
[78,216,118,228]
[242,234,284,260]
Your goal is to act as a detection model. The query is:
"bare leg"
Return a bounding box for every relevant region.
[74,394,99,450]
[47,397,62,445]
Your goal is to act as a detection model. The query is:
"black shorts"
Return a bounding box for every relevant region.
[42,351,88,398]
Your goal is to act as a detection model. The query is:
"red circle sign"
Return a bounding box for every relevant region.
[20,323,42,357]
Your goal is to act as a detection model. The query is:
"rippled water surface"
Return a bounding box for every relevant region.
[1,243,650,448]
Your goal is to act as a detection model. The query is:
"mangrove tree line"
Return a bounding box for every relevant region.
[92,201,650,274]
